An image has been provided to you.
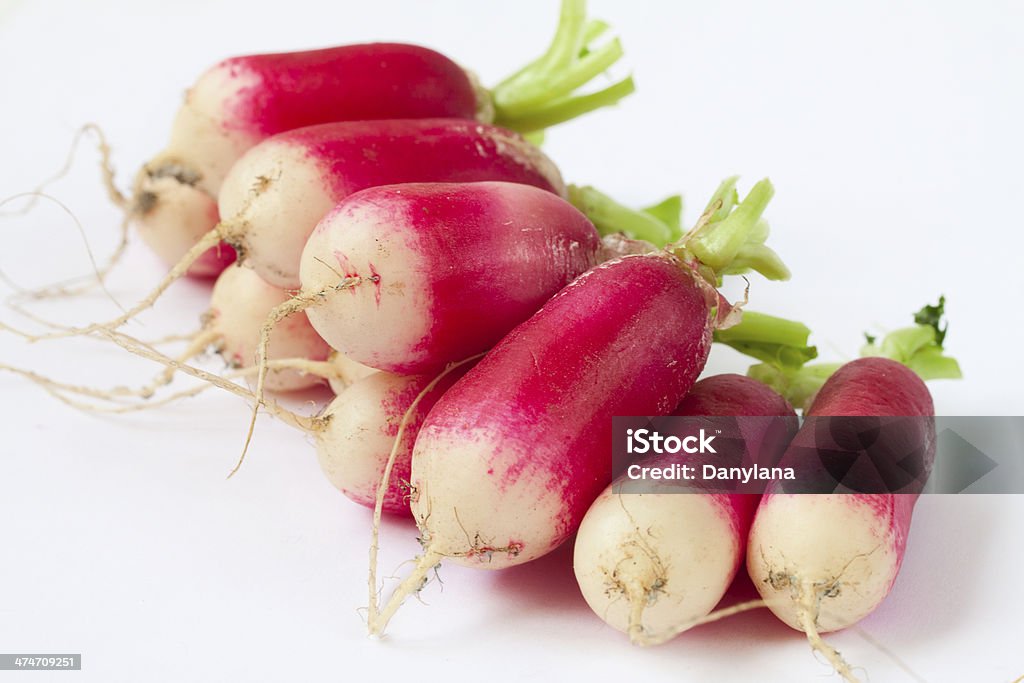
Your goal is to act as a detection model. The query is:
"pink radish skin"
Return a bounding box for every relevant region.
[352,176,785,635]
[574,374,797,643]
[191,240,238,278]
[407,253,714,572]
[299,181,601,373]
[206,267,331,392]
[316,368,469,516]
[675,373,796,417]
[55,122,566,342]
[747,357,935,634]
[218,119,564,289]
[132,44,482,278]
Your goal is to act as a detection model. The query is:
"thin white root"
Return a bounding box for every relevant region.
[3,352,329,419]
[796,582,861,683]
[366,353,484,637]
[715,277,750,330]
[627,594,647,644]
[0,362,149,404]
[262,357,344,381]
[11,215,131,302]
[94,328,315,433]
[0,123,126,217]
[853,626,927,683]
[141,330,205,346]
[32,377,219,414]
[4,293,96,334]
[139,328,220,397]
[3,228,223,343]
[233,277,366,478]
[0,193,127,317]
[0,124,130,302]
[632,599,769,647]
[90,123,128,210]
[367,550,443,636]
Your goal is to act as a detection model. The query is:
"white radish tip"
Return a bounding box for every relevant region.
[132,164,220,272]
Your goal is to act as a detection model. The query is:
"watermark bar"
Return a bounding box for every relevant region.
[0,654,81,670]
[612,416,1024,494]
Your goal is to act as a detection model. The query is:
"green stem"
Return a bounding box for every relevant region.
[861,326,962,381]
[493,14,605,90]
[748,362,844,413]
[723,243,791,281]
[568,185,679,246]
[497,75,635,134]
[715,312,813,348]
[517,38,625,111]
[490,0,632,133]
[904,349,963,381]
[582,19,610,44]
[687,179,774,272]
[641,194,683,239]
[735,298,962,409]
[674,178,788,282]
[532,0,587,75]
[701,176,739,223]
[714,312,818,371]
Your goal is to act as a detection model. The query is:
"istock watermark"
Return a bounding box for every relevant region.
[611,416,1024,495]
[625,427,718,455]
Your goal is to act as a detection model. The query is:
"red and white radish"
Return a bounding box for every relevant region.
[137,265,330,394]
[132,42,481,277]
[747,358,935,641]
[101,266,364,401]
[202,266,331,392]
[716,303,960,680]
[732,299,960,678]
[22,118,571,344]
[131,0,632,278]
[367,178,788,634]
[239,178,607,472]
[298,181,603,373]
[218,121,567,290]
[573,374,797,644]
[316,368,471,516]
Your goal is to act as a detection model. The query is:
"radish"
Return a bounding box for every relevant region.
[16,118,571,344]
[232,179,605,471]
[317,368,471,516]
[746,358,934,680]
[573,374,797,644]
[131,0,632,278]
[716,300,961,680]
[324,351,377,395]
[367,177,789,635]
[297,181,603,373]
[217,122,568,290]
[198,265,331,392]
[134,267,376,398]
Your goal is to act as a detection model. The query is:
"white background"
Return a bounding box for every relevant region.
[1,0,1022,681]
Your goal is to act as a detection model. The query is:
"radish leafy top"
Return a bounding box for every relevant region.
[489,0,635,133]
[719,298,962,410]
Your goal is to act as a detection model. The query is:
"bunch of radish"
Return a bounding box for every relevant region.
[0,2,968,681]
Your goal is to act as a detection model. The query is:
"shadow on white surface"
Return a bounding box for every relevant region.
[859,496,997,644]
[486,538,592,619]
